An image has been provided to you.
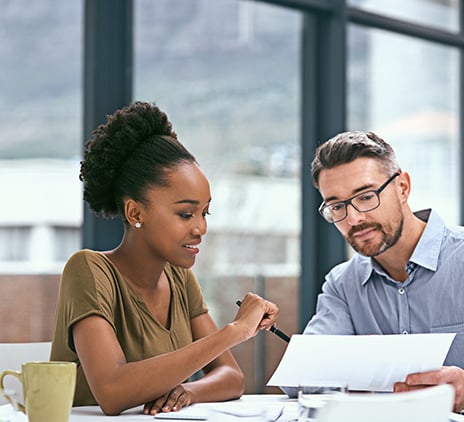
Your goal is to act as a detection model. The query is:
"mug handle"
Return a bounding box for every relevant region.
[0,370,26,413]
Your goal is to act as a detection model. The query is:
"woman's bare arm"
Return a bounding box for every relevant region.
[73,292,278,415]
[141,312,245,415]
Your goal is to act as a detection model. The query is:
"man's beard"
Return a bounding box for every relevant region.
[346,217,404,257]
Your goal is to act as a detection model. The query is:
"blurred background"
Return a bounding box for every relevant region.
[0,0,461,394]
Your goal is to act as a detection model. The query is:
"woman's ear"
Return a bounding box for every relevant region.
[124,199,142,228]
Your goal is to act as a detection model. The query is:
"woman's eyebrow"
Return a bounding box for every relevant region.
[174,199,199,205]
[173,198,212,205]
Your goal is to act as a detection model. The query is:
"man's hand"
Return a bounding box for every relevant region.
[394,366,464,412]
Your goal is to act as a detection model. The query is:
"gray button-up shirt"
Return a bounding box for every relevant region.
[304,208,464,368]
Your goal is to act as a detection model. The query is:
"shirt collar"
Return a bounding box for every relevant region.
[409,208,444,271]
[360,208,443,285]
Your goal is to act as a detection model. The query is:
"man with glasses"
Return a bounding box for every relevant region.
[300,131,464,411]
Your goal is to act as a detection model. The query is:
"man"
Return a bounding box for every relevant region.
[303,131,464,411]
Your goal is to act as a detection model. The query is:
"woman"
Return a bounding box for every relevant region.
[50,102,279,416]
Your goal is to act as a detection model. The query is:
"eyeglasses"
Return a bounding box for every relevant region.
[318,172,400,223]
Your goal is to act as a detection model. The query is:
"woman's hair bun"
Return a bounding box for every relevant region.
[80,102,195,218]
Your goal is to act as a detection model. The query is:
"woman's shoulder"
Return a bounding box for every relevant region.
[63,250,118,280]
[64,249,91,269]
[62,250,121,300]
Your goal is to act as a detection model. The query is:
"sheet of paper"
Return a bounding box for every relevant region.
[450,412,464,422]
[153,400,283,421]
[0,404,27,422]
[267,333,455,391]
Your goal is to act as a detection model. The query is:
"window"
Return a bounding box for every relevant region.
[0,0,83,341]
[348,25,460,223]
[134,0,301,393]
[2,0,463,393]
[349,0,460,32]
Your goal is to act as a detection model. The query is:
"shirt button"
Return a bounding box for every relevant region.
[398,288,405,294]
[402,330,409,335]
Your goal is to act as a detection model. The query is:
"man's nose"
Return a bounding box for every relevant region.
[345,203,366,226]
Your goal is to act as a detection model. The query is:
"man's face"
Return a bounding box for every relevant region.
[318,158,404,257]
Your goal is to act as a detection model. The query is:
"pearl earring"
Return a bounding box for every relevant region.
[135,222,142,229]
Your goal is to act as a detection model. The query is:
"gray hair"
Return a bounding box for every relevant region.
[311,131,400,188]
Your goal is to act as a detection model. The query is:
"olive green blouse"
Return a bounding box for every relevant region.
[50,250,208,406]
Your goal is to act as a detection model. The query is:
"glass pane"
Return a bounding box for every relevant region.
[0,2,82,159]
[349,0,459,32]
[348,25,460,224]
[0,1,83,341]
[135,0,301,393]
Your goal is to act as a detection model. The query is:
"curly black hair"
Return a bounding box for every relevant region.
[80,101,197,219]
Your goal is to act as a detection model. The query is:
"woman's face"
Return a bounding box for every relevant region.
[137,162,211,268]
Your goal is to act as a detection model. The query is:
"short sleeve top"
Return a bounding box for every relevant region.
[50,249,208,406]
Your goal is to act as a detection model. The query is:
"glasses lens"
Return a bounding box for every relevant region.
[351,191,380,212]
[321,203,346,223]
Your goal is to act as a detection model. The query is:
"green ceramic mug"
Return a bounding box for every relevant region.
[0,361,76,422]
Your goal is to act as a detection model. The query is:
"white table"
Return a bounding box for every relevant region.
[69,395,296,421]
[3,393,464,421]
[68,394,464,422]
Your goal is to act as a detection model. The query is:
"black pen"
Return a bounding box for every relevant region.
[235,300,290,343]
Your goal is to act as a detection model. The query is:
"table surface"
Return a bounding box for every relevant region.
[2,393,464,421]
[69,395,295,421]
[68,394,464,422]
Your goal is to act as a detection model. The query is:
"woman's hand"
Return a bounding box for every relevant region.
[143,385,192,415]
[232,292,280,341]
[394,366,464,412]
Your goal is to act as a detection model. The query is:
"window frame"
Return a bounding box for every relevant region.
[82,0,464,331]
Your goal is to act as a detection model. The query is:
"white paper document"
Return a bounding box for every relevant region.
[153,400,284,421]
[267,333,455,391]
